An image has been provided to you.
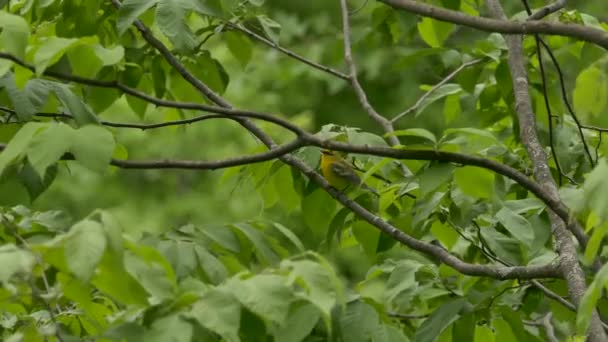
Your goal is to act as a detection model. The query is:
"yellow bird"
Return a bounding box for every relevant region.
[319,149,378,195]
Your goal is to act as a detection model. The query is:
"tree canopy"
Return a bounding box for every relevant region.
[1,0,608,341]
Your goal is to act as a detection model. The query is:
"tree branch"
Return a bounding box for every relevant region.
[379,0,608,50]
[339,0,412,176]
[225,22,349,80]
[391,58,484,123]
[485,0,605,340]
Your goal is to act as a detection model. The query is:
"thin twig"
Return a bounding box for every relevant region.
[527,0,567,21]
[339,0,412,176]
[225,22,349,80]
[391,58,484,123]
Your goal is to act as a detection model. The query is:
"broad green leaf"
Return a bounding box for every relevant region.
[495,207,535,249]
[573,66,608,119]
[274,303,321,342]
[582,159,608,222]
[225,31,253,67]
[0,122,46,176]
[227,274,292,324]
[64,219,107,282]
[417,84,462,116]
[452,313,475,341]
[0,11,30,59]
[230,223,279,265]
[34,37,93,75]
[26,123,73,177]
[339,301,381,342]
[387,128,437,145]
[67,45,103,78]
[0,244,35,283]
[271,222,305,252]
[479,226,523,265]
[0,72,36,120]
[302,189,336,236]
[189,289,241,342]
[385,260,422,305]
[116,0,158,35]
[93,45,125,66]
[578,262,608,335]
[256,15,281,43]
[194,245,228,284]
[191,0,224,17]
[23,78,51,113]
[156,0,197,52]
[70,125,115,173]
[453,166,494,199]
[143,314,192,342]
[418,163,454,196]
[124,244,176,301]
[50,83,99,126]
[352,220,380,256]
[585,221,608,265]
[417,17,454,48]
[414,298,467,342]
[282,259,337,318]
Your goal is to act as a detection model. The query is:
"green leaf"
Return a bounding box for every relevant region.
[271,222,305,252]
[256,15,281,43]
[573,66,608,119]
[452,313,475,341]
[194,245,228,284]
[578,263,608,335]
[302,189,336,236]
[116,0,158,35]
[227,274,292,324]
[70,125,115,173]
[26,123,73,177]
[582,159,608,222]
[0,72,37,120]
[188,289,241,342]
[495,207,535,249]
[34,36,86,75]
[50,83,99,126]
[0,244,35,284]
[225,31,253,67]
[282,259,337,319]
[414,298,467,342]
[230,223,279,265]
[124,243,176,301]
[0,11,30,59]
[339,301,381,342]
[65,219,107,282]
[0,122,46,177]
[274,302,321,342]
[156,0,197,52]
[416,84,462,116]
[453,166,494,199]
[191,0,223,17]
[418,163,454,196]
[417,17,454,48]
[143,314,193,342]
[387,128,437,145]
[585,221,608,265]
[352,220,381,256]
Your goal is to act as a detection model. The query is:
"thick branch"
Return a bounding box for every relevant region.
[379,0,608,50]
[485,0,605,340]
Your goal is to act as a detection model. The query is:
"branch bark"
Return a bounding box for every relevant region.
[485,0,605,340]
[379,0,608,50]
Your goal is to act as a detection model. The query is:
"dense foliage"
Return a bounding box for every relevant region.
[0,0,608,341]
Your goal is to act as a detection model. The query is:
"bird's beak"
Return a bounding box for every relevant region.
[321,149,333,156]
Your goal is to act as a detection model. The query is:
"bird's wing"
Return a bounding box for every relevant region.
[331,162,361,185]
